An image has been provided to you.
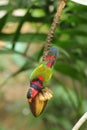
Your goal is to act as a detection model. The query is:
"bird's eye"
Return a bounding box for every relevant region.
[27,89,32,98]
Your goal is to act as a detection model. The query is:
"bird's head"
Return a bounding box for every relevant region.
[27,76,44,102]
[27,87,38,102]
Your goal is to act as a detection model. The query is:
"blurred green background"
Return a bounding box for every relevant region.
[0,0,87,130]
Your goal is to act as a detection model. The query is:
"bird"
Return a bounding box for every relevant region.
[27,47,58,102]
[27,46,58,116]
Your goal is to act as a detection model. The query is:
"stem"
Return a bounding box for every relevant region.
[43,0,66,61]
[72,112,87,130]
[23,43,31,55]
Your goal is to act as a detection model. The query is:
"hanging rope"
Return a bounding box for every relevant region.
[43,0,66,61]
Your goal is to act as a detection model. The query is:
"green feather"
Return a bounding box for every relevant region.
[30,63,53,85]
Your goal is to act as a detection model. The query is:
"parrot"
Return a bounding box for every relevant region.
[27,46,58,116]
[27,47,58,101]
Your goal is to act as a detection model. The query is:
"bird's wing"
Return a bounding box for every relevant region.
[30,63,53,85]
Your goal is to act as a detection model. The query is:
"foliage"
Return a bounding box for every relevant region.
[0,0,87,130]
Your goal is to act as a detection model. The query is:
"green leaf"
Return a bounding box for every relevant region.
[12,8,30,49]
[59,29,87,36]
[55,62,83,80]
[0,33,46,43]
[0,12,9,31]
